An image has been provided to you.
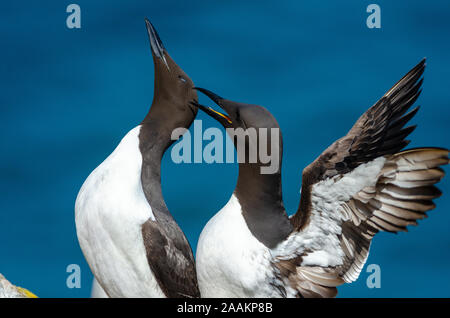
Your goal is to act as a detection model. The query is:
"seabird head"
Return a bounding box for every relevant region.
[192,87,280,131]
[145,18,198,118]
[192,87,282,172]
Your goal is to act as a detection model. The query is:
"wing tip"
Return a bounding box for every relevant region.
[396,147,449,156]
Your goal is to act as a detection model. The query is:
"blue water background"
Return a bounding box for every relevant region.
[0,1,449,297]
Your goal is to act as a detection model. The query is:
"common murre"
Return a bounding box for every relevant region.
[192,59,448,297]
[75,19,200,298]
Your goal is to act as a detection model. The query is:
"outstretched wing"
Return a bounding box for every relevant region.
[276,59,448,298]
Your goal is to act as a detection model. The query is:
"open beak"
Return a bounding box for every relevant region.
[191,88,233,127]
[145,18,169,70]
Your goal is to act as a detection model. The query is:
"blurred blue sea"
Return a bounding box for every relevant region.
[0,1,449,297]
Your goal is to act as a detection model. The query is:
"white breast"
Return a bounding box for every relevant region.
[196,195,281,298]
[75,126,165,298]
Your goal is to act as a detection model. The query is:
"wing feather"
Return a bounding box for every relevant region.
[275,59,448,298]
[141,220,200,298]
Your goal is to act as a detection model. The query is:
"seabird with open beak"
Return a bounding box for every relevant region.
[193,59,448,297]
[75,19,199,298]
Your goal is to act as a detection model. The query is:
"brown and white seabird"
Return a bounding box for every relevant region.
[193,59,448,297]
[75,19,200,298]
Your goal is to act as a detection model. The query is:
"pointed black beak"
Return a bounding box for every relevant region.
[193,87,224,106]
[145,18,169,70]
[190,89,232,127]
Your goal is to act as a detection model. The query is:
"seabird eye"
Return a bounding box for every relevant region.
[178,76,187,83]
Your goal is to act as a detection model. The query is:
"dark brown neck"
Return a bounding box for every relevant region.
[234,162,293,249]
[235,163,284,207]
[138,100,195,219]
